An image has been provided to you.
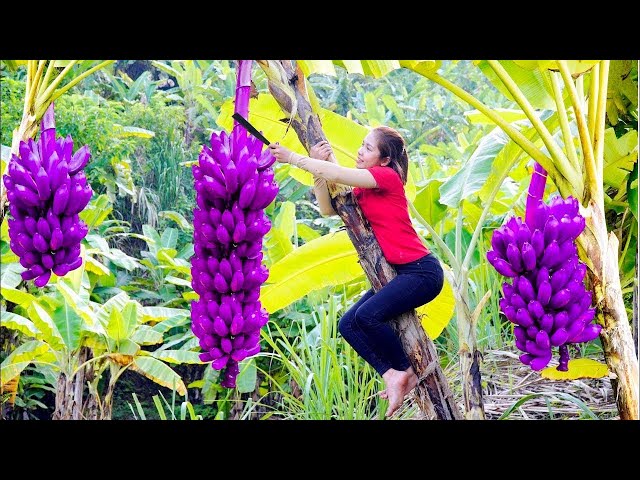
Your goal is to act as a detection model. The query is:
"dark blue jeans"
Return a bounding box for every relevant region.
[338,253,444,376]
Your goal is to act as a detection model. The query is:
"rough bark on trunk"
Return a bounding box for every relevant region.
[581,199,639,420]
[257,60,462,420]
[53,348,89,420]
[453,271,485,419]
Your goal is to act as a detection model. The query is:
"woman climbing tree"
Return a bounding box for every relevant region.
[269,126,445,417]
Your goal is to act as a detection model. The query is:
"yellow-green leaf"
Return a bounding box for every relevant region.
[113,124,155,138]
[28,301,65,349]
[151,350,203,364]
[165,275,192,287]
[80,194,113,230]
[338,61,364,75]
[464,108,529,125]
[96,291,130,325]
[298,60,336,77]
[159,210,193,231]
[0,263,24,289]
[361,61,401,78]
[85,255,111,276]
[264,227,294,266]
[603,128,637,187]
[416,265,455,339]
[55,280,95,326]
[151,315,191,335]
[130,325,164,345]
[400,60,441,76]
[261,231,363,313]
[1,340,51,386]
[297,223,321,242]
[1,287,36,307]
[540,358,609,380]
[182,291,198,301]
[140,306,189,323]
[131,356,186,396]
[0,311,39,338]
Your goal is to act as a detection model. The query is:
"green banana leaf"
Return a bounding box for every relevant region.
[131,356,186,396]
[1,287,36,307]
[477,60,555,110]
[130,325,164,345]
[50,298,84,351]
[0,263,23,289]
[274,201,296,240]
[151,315,191,334]
[27,301,65,350]
[400,60,441,76]
[1,340,51,385]
[236,358,257,394]
[140,306,190,323]
[150,350,203,364]
[264,227,294,266]
[603,128,638,187]
[412,179,447,226]
[628,162,638,221]
[80,194,113,230]
[261,231,363,313]
[297,223,321,242]
[0,311,39,338]
[159,210,193,232]
[464,108,529,125]
[440,128,509,207]
[416,266,455,339]
[106,301,137,342]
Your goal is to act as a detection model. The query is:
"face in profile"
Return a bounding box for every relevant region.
[356,132,390,169]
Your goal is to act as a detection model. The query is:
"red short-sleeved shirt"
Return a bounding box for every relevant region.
[353,166,430,265]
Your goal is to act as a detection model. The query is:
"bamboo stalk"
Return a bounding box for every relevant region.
[486,61,578,188]
[557,61,600,205]
[549,71,580,173]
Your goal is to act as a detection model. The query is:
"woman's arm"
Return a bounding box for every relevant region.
[269,144,378,189]
[313,174,338,216]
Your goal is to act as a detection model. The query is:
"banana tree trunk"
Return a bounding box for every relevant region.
[581,200,639,419]
[257,60,462,420]
[53,349,89,420]
[453,269,485,419]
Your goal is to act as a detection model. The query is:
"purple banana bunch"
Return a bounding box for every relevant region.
[487,164,600,371]
[3,103,92,287]
[190,127,279,388]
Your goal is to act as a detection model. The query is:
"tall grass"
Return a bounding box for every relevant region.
[249,294,387,420]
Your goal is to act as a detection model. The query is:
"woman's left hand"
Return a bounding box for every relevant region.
[268,143,293,163]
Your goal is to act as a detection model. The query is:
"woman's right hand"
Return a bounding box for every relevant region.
[310,141,333,161]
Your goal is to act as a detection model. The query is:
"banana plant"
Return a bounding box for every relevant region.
[0,60,115,224]
[410,60,638,420]
[1,252,197,419]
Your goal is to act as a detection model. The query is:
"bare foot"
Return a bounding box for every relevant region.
[378,390,388,399]
[382,367,418,417]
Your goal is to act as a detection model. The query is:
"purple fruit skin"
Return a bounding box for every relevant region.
[4,103,92,287]
[488,192,598,371]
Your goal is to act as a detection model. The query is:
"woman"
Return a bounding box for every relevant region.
[269,126,444,417]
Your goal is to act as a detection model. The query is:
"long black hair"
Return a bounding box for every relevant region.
[372,126,409,185]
